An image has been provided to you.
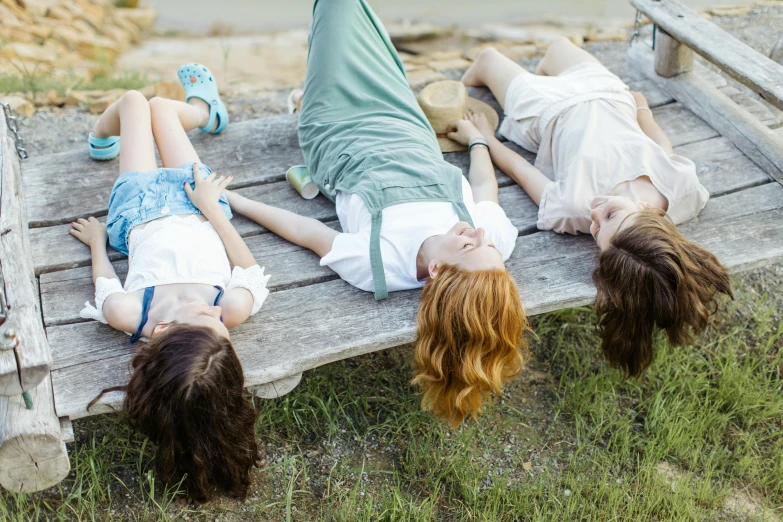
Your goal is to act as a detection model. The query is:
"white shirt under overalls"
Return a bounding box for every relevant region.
[320,177,518,293]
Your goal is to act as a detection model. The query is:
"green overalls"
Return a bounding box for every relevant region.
[298,0,474,300]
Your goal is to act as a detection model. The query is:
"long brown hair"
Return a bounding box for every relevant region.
[89,324,259,501]
[413,265,528,428]
[593,211,732,377]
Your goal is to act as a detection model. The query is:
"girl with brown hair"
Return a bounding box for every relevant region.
[226,0,528,427]
[460,38,732,377]
[70,65,270,500]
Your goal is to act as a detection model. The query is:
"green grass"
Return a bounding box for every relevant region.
[0,71,150,97]
[1,275,781,521]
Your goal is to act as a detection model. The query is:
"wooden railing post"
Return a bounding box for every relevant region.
[655,28,694,77]
[0,103,70,492]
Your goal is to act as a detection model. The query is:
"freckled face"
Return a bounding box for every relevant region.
[589,196,641,250]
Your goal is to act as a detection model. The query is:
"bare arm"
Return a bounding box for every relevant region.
[632,91,674,156]
[485,135,549,206]
[69,217,140,334]
[447,115,499,203]
[226,190,339,258]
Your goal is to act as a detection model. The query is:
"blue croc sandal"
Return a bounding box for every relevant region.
[177,63,229,134]
[89,132,120,161]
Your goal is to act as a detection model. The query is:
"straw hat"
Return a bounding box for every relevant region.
[417,80,499,153]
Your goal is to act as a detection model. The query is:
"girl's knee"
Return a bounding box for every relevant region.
[148,96,169,113]
[121,90,149,108]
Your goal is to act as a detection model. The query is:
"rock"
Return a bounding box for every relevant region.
[87,89,126,114]
[0,25,34,43]
[63,90,93,106]
[112,13,141,44]
[522,461,533,471]
[114,6,156,31]
[32,89,65,107]
[406,68,447,90]
[75,35,121,63]
[45,5,74,21]
[467,24,585,46]
[428,58,472,71]
[1,95,35,118]
[427,50,464,61]
[386,21,449,43]
[139,81,185,101]
[0,42,59,63]
[585,27,628,42]
[0,0,30,22]
[101,24,135,52]
[464,42,539,62]
[707,4,753,16]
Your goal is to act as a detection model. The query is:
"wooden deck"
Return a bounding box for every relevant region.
[22,55,783,422]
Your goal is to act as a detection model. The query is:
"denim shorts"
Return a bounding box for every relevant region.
[106,162,232,255]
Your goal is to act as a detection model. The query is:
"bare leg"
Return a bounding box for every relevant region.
[149,97,213,168]
[461,48,528,109]
[93,90,157,174]
[536,37,600,76]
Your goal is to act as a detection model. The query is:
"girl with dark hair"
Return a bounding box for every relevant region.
[71,66,269,500]
[226,0,528,427]
[460,39,732,377]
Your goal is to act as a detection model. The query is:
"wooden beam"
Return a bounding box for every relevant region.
[631,0,783,110]
[655,29,694,78]
[0,375,70,492]
[0,114,51,394]
[627,43,783,184]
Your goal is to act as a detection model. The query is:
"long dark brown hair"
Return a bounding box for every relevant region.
[89,324,259,502]
[413,265,529,428]
[592,211,732,377]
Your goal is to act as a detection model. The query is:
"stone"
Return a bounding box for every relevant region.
[585,26,628,42]
[112,13,141,44]
[139,81,185,101]
[0,42,59,63]
[101,24,134,52]
[464,43,539,62]
[522,461,533,471]
[0,26,34,43]
[0,0,30,22]
[428,58,472,71]
[63,90,93,106]
[87,89,126,114]
[1,95,35,117]
[32,89,65,107]
[707,4,753,16]
[75,35,121,63]
[386,22,449,43]
[406,68,447,90]
[114,6,156,31]
[467,24,585,46]
[45,5,73,21]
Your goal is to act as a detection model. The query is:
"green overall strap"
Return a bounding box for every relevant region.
[369,211,388,300]
[453,201,475,228]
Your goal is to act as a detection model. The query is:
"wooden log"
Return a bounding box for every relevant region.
[631,0,783,110]
[627,43,783,184]
[0,114,51,395]
[0,375,70,492]
[59,417,74,444]
[47,181,783,419]
[250,374,303,399]
[655,28,694,78]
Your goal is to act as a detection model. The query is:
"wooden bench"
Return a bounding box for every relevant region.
[2,0,783,492]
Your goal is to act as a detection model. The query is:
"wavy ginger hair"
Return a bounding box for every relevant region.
[413,264,528,427]
[593,210,732,377]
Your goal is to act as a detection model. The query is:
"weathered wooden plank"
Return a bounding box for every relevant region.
[29,143,535,275]
[0,124,51,395]
[631,0,783,110]
[628,43,783,183]
[651,102,718,147]
[48,182,783,419]
[0,375,70,492]
[626,79,675,108]
[655,29,694,78]
[23,115,303,227]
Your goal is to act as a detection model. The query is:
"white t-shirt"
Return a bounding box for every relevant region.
[320,177,518,293]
